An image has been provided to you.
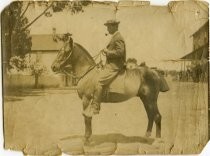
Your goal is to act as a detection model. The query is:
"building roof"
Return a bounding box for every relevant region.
[190,21,209,37]
[181,43,209,60]
[31,34,63,52]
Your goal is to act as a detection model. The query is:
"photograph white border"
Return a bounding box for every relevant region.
[0,0,209,156]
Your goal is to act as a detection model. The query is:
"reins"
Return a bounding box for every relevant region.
[60,47,105,83]
[92,50,105,63]
[62,64,97,81]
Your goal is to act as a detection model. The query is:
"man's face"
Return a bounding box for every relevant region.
[107,24,118,34]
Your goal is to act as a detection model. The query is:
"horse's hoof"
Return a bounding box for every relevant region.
[145,131,151,137]
[154,138,164,143]
[84,138,96,146]
[84,138,90,146]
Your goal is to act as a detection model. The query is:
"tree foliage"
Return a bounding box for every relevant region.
[9,55,47,76]
[2,1,91,69]
[2,1,32,66]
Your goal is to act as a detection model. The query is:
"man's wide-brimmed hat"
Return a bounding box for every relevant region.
[104,19,120,26]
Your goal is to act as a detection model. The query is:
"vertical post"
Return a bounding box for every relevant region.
[183,60,186,81]
[180,61,183,81]
[34,74,39,88]
[65,74,69,87]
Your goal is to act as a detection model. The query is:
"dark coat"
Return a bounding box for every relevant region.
[106,31,126,70]
[98,31,126,86]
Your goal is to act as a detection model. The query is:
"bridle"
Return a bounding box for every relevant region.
[58,45,104,82]
[55,35,74,69]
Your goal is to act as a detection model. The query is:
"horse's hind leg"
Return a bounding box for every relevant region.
[140,95,155,137]
[154,104,162,138]
[140,89,162,138]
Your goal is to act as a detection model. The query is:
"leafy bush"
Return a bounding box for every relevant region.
[9,56,27,73]
[29,62,47,76]
[9,55,47,76]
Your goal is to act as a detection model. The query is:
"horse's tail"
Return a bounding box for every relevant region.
[159,75,170,92]
[138,67,169,93]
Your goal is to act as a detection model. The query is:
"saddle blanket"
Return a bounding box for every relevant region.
[103,68,142,96]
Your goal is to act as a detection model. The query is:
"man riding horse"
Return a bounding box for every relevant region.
[51,21,169,139]
[92,19,126,114]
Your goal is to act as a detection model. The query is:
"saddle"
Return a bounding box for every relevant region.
[102,68,142,102]
[101,67,169,102]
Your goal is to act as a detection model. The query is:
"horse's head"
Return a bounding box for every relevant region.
[52,36,96,77]
[51,35,74,73]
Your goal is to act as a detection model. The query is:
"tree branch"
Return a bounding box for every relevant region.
[22,2,54,31]
[20,2,30,18]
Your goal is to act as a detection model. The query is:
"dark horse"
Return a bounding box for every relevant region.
[51,39,169,143]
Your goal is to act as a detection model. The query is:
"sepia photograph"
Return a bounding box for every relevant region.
[1,0,209,155]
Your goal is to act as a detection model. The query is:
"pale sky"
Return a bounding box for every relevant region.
[25,1,208,70]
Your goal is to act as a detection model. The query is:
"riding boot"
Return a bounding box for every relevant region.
[91,85,103,114]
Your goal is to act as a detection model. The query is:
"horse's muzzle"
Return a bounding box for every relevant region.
[51,63,60,72]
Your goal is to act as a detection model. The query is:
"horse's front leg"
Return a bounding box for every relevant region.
[82,96,93,144]
[84,116,92,144]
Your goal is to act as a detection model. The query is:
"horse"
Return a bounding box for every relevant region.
[51,39,169,143]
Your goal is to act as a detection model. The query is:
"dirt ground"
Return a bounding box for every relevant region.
[3,78,208,155]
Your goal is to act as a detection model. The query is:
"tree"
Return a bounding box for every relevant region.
[1,2,32,72]
[29,60,47,88]
[9,55,47,88]
[1,1,91,72]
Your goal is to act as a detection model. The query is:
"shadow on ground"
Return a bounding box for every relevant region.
[4,96,24,102]
[3,89,45,102]
[3,87,77,102]
[4,88,45,96]
[61,133,154,145]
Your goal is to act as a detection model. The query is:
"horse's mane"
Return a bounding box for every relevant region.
[74,43,95,64]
